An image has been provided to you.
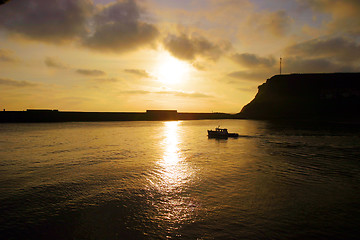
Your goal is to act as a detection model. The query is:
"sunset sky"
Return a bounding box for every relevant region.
[1,0,360,112]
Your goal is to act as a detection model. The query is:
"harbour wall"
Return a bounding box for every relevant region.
[0,110,236,123]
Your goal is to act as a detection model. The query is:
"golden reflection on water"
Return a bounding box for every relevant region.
[163,121,181,165]
[148,121,197,234]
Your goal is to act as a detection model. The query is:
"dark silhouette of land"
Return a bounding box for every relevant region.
[0,109,236,123]
[238,73,360,120]
[1,73,360,122]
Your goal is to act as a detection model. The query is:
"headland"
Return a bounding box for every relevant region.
[238,73,360,120]
[1,72,360,122]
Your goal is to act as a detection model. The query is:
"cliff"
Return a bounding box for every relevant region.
[239,73,360,119]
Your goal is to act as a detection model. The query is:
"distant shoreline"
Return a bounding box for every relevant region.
[1,109,360,124]
[3,73,360,123]
[0,109,240,123]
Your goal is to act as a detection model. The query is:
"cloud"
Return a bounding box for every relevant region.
[285,37,360,62]
[191,62,207,71]
[265,10,293,36]
[119,89,213,98]
[227,70,272,81]
[120,90,151,95]
[44,57,69,69]
[0,49,18,62]
[75,69,106,76]
[283,57,357,73]
[246,10,293,37]
[163,33,231,62]
[0,0,158,53]
[0,78,37,87]
[156,90,213,98]
[124,69,151,78]
[228,52,277,82]
[0,0,93,44]
[228,54,359,79]
[93,77,119,83]
[82,0,159,52]
[300,0,360,33]
[45,57,109,78]
[230,53,276,68]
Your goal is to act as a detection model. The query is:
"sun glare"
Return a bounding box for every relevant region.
[154,53,190,84]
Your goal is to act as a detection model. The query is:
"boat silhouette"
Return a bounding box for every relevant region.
[207,126,239,139]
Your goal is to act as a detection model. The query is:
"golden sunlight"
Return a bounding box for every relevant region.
[162,121,180,164]
[154,52,191,84]
[144,121,196,227]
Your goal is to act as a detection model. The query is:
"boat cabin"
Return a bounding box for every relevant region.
[215,127,228,133]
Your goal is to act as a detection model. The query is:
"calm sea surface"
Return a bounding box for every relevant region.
[1,119,360,239]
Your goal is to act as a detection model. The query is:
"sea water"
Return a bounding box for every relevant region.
[1,119,360,239]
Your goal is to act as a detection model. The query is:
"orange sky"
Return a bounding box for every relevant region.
[1,0,360,112]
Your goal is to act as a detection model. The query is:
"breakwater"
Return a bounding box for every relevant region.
[0,109,236,122]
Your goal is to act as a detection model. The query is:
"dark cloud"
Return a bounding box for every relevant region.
[227,70,271,81]
[0,0,93,44]
[301,0,360,33]
[284,36,360,72]
[283,57,357,73]
[285,37,360,62]
[124,69,151,78]
[82,0,159,52]
[0,78,37,87]
[0,0,11,5]
[301,0,360,17]
[230,53,276,68]
[0,49,18,62]
[228,55,358,79]
[163,33,231,62]
[75,69,106,76]
[0,0,158,53]
[44,57,68,69]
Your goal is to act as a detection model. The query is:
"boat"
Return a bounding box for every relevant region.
[207,126,239,139]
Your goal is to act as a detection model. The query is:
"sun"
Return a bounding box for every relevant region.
[154,52,191,84]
